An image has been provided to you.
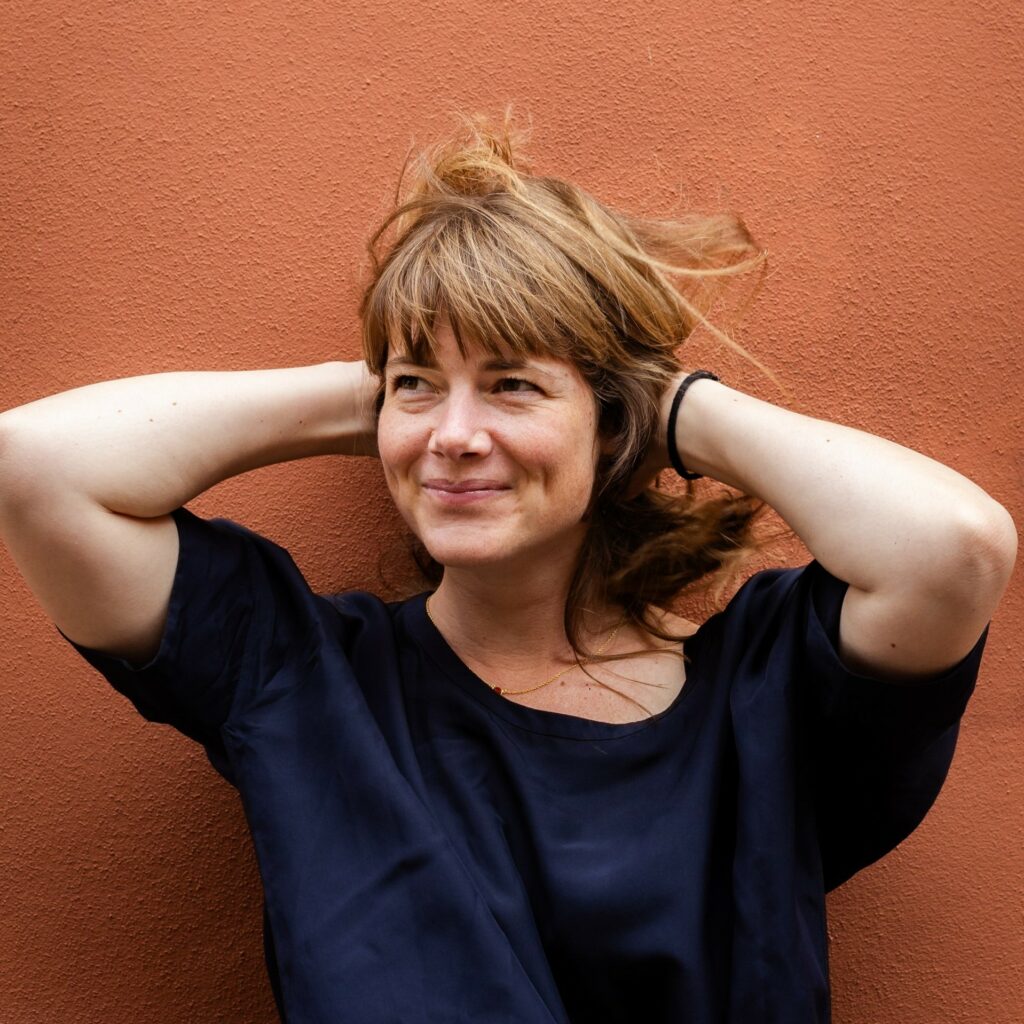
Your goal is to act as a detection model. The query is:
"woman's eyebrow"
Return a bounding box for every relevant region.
[384,356,431,369]
[385,355,556,377]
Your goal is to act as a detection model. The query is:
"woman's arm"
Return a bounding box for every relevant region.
[0,360,380,663]
[654,376,1017,680]
[0,360,379,517]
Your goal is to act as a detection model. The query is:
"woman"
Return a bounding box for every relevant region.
[0,111,1015,1023]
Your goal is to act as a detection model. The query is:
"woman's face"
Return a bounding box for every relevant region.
[377,316,607,572]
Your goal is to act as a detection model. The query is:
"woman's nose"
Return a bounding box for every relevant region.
[427,388,494,459]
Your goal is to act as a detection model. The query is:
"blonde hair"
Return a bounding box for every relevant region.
[357,106,791,710]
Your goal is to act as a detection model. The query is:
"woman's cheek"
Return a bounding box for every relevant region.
[376,414,413,470]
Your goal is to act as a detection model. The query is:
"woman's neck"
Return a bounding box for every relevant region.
[426,566,623,679]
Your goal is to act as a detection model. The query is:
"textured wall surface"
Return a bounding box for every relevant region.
[1,2,1021,1022]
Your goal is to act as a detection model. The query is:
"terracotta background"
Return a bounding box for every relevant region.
[1,2,1021,1021]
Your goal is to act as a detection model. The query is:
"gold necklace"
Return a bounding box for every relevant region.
[424,594,627,696]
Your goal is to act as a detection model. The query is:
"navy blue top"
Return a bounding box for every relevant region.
[58,506,990,1024]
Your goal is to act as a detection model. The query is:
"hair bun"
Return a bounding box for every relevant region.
[402,104,534,201]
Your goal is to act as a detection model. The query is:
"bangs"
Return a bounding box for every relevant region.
[362,196,611,376]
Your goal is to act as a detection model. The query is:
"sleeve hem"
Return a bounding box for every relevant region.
[806,558,990,691]
[54,505,199,677]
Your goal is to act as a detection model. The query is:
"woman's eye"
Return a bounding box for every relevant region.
[391,374,424,391]
[495,376,539,393]
[389,375,539,394]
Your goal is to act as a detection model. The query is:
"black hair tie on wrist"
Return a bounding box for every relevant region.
[667,370,720,480]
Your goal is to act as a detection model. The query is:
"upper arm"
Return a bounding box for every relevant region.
[834,521,1016,683]
[0,472,179,669]
[2,425,331,760]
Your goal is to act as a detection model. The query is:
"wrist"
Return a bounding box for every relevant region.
[332,360,380,457]
[661,371,724,480]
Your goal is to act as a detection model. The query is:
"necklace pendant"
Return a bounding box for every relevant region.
[492,685,503,695]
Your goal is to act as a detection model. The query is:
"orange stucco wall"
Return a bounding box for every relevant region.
[2,2,1020,1021]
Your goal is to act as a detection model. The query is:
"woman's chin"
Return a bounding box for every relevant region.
[417,525,586,572]
[408,504,590,568]
[420,543,512,569]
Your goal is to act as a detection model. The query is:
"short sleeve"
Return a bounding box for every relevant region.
[56,506,324,782]
[721,559,989,893]
[799,560,989,891]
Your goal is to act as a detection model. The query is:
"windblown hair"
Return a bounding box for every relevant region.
[357,105,791,707]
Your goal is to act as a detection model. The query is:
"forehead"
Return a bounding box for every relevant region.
[385,321,580,383]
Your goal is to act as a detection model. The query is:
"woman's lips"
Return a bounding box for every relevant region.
[422,479,510,492]
[422,484,510,506]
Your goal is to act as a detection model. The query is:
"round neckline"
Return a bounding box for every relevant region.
[407,590,707,740]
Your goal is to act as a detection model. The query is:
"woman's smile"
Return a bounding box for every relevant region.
[422,477,514,507]
[423,484,512,506]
